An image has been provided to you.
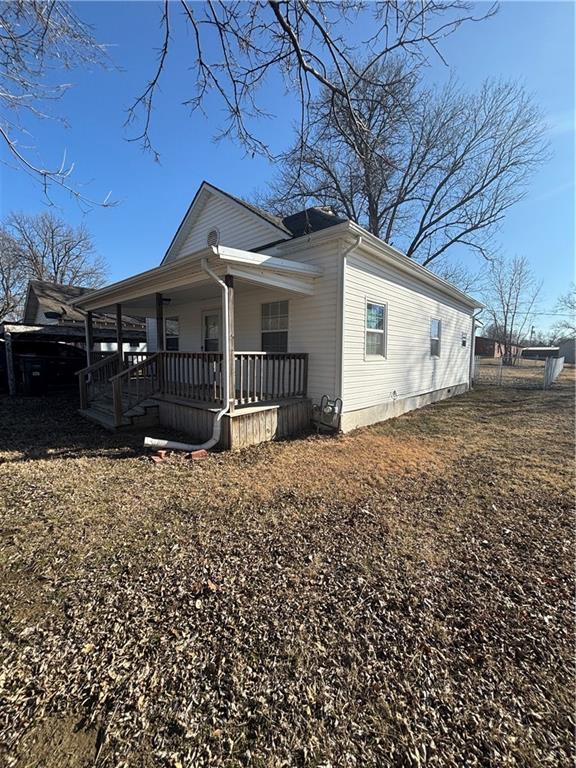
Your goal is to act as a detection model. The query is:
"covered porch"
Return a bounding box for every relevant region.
[74,246,319,447]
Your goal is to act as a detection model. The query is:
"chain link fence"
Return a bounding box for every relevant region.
[473,356,565,390]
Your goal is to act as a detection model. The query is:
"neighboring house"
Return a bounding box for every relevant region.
[0,280,147,395]
[22,280,147,353]
[73,181,482,448]
[558,338,575,365]
[475,336,522,359]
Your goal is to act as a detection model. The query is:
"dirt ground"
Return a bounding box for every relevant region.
[0,372,574,767]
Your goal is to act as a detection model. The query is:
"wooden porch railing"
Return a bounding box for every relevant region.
[124,351,152,368]
[76,352,122,409]
[92,351,115,363]
[162,352,224,403]
[110,353,163,425]
[89,350,151,367]
[79,351,309,426]
[107,352,226,425]
[234,352,308,405]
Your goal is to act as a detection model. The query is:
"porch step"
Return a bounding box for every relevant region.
[79,398,159,432]
[79,407,131,431]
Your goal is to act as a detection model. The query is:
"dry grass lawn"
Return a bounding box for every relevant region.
[0,371,574,767]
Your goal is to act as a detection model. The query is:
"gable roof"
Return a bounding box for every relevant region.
[22,280,145,330]
[23,280,91,324]
[82,179,479,312]
[162,181,348,263]
[162,182,292,264]
[225,190,291,235]
[222,194,348,238]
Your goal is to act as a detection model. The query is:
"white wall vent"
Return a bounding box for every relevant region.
[207,228,220,247]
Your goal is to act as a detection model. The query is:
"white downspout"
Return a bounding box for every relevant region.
[144,257,231,452]
[337,235,362,401]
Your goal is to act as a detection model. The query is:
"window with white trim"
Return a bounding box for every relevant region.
[430,318,441,357]
[365,301,386,357]
[261,301,288,353]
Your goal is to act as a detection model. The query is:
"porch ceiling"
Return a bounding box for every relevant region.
[73,245,322,313]
[101,279,295,316]
[108,281,221,315]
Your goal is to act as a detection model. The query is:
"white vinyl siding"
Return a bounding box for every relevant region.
[165,238,341,404]
[342,250,473,413]
[168,192,286,261]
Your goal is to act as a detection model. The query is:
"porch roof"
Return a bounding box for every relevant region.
[72,245,323,312]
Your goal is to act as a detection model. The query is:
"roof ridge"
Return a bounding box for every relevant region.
[210,184,291,235]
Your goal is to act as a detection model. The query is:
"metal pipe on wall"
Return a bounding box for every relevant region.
[144,257,231,452]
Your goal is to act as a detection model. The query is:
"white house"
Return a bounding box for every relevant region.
[73,182,481,448]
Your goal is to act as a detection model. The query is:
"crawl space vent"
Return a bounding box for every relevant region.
[207,228,220,247]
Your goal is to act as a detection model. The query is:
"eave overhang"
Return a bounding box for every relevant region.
[72,246,323,311]
[344,223,484,311]
[273,220,483,309]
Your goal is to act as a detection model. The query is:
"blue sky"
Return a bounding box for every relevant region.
[1,1,574,330]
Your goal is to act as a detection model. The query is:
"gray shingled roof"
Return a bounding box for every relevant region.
[281,207,347,237]
[23,280,146,330]
[211,184,348,239]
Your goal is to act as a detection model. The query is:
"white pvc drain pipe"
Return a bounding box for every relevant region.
[144,257,231,452]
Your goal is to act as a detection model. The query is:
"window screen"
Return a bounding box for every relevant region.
[430,319,441,357]
[262,301,288,353]
[366,302,386,356]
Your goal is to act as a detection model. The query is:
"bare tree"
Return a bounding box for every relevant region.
[0,0,112,205]
[482,255,541,364]
[2,212,107,313]
[429,257,486,294]
[263,65,548,268]
[2,2,495,201]
[0,228,26,321]
[550,284,576,340]
[128,1,496,159]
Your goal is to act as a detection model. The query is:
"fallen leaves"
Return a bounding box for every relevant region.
[0,375,574,767]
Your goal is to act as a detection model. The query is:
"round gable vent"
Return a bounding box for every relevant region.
[207,228,220,247]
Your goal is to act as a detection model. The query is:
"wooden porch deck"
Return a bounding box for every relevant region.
[77,350,311,448]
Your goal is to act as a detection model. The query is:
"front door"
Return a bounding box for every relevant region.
[202,311,220,352]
